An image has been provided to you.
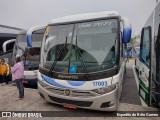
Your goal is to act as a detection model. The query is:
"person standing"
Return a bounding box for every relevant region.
[11,57,24,101]
[0,59,8,85]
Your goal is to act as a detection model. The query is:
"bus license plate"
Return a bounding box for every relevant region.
[63,104,77,109]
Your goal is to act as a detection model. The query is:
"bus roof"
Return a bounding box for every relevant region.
[49,11,119,25]
[27,26,46,35]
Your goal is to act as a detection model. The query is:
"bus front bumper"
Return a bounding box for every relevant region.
[38,83,119,111]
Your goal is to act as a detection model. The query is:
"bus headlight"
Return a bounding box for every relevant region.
[93,84,117,95]
[38,80,49,87]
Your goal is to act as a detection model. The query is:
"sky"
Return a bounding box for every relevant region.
[0,0,157,35]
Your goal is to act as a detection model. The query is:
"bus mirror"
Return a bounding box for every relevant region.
[27,35,32,47]
[44,37,55,52]
[122,17,132,43]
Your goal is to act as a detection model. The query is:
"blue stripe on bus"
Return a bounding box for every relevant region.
[122,28,132,43]
[41,75,73,89]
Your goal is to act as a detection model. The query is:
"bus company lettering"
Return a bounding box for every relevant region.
[58,75,78,79]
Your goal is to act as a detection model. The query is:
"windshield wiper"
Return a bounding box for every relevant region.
[48,37,68,75]
[75,35,92,80]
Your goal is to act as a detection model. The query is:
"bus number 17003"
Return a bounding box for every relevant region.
[93,81,107,87]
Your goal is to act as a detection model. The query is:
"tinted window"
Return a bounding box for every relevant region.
[140,27,151,67]
[6,41,15,51]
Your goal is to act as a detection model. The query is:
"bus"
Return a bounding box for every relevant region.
[23,26,45,86]
[12,30,27,65]
[138,2,160,107]
[37,11,132,111]
[0,25,23,64]
[13,27,45,86]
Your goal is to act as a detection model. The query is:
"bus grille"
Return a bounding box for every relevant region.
[48,96,93,107]
[46,87,97,97]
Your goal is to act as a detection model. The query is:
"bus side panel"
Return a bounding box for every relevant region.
[139,60,150,105]
[139,26,152,106]
[154,2,160,106]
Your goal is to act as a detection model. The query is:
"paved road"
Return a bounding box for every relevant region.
[120,61,141,105]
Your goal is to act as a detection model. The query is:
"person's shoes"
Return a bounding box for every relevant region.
[15,97,23,101]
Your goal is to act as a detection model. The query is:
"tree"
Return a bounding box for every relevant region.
[130,37,136,45]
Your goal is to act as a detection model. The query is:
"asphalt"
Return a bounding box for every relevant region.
[120,61,141,105]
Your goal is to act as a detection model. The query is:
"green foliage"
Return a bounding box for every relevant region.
[130,37,136,45]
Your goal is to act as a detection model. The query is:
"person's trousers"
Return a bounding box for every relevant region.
[0,75,1,83]
[15,79,24,98]
[0,74,8,84]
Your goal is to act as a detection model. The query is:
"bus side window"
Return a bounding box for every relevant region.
[140,26,151,67]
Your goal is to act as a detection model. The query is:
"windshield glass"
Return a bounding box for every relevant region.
[32,29,45,47]
[13,34,27,59]
[42,19,118,73]
[25,47,40,70]
[25,31,44,70]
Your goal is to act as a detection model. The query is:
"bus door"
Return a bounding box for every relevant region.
[139,27,151,106]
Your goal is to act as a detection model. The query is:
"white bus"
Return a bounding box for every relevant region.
[138,2,160,107]
[0,25,23,64]
[12,27,45,86]
[12,30,27,65]
[23,26,45,86]
[37,11,132,111]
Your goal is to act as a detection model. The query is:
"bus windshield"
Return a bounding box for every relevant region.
[43,19,118,73]
[14,34,27,59]
[25,29,44,70]
[32,30,44,47]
